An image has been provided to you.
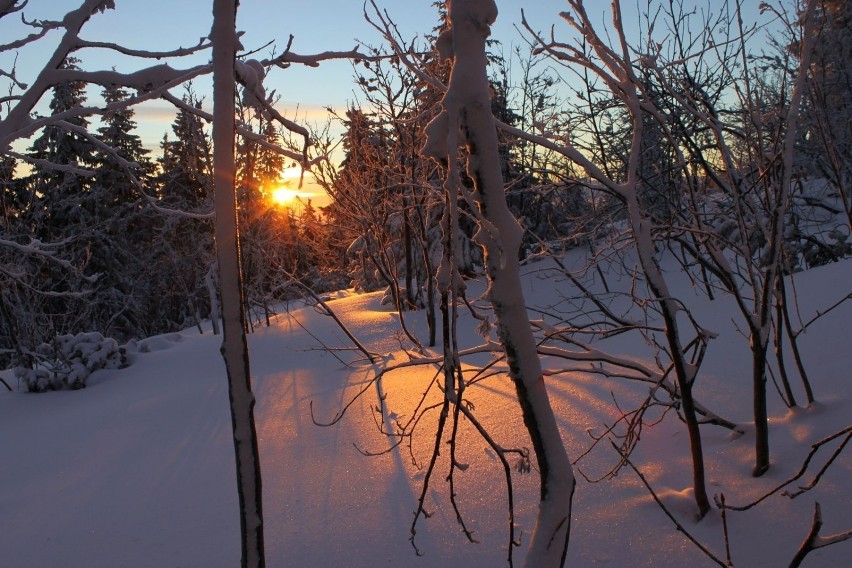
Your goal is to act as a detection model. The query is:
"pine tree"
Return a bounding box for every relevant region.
[94,84,153,207]
[151,91,215,332]
[804,0,852,228]
[0,155,24,368]
[0,155,22,229]
[26,57,96,238]
[79,83,156,339]
[158,95,213,209]
[20,57,98,339]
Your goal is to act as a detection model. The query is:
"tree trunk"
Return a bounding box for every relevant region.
[403,195,415,310]
[631,204,711,516]
[423,2,576,565]
[752,337,771,477]
[211,0,265,566]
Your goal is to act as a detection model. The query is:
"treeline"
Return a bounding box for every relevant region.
[0,59,341,370]
[2,0,850,386]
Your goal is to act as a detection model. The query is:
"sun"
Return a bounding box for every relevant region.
[270,186,299,206]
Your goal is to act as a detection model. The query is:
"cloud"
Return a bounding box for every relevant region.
[133,102,179,123]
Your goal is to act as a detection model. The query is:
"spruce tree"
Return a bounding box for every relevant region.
[152,93,215,332]
[26,56,96,239]
[158,99,212,209]
[22,57,98,338]
[81,83,155,339]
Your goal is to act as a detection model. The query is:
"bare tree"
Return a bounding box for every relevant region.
[520,0,718,514]
[211,0,265,565]
[421,2,576,565]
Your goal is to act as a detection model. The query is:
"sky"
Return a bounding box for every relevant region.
[0,0,572,205]
[1,1,566,150]
[1,0,771,203]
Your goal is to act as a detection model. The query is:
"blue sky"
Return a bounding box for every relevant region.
[2,1,566,152]
[2,0,773,187]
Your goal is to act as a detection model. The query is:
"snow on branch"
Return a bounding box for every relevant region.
[73,36,212,59]
[4,148,94,176]
[234,58,311,161]
[0,19,60,52]
[0,236,90,275]
[0,0,26,19]
[262,41,375,69]
[0,0,118,142]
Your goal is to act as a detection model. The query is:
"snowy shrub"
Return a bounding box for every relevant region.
[789,227,852,271]
[13,332,128,393]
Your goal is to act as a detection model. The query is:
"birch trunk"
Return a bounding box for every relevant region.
[424,2,575,565]
[212,0,265,566]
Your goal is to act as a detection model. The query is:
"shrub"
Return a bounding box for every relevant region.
[13,332,128,392]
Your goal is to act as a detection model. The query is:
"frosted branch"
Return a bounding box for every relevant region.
[0,0,26,19]
[74,37,212,59]
[263,46,375,69]
[161,91,310,164]
[788,503,852,568]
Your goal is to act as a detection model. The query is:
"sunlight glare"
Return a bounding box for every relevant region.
[271,186,299,206]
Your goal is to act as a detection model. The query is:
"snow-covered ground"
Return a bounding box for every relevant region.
[2,256,850,567]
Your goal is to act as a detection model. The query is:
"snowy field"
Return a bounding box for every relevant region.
[2,255,850,567]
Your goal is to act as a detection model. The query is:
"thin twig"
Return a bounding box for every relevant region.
[725,426,851,511]
[612,441,728,567]
[788,502,852,568]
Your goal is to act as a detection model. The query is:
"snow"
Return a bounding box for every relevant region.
[1,257,850,567]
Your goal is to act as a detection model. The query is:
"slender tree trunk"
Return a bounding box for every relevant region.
[616,54,712,514]
[773,279,797,407]
[778,274,815,404]
[403,195,415,310]
[413,191,437,346]
[424,2,575,565]
[631,203,711,516]
[205,263,222,336]
[752,335,771,477]
[212,1,265,566]
[748,0,818,477]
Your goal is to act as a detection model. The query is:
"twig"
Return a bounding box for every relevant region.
[286,277,379,363]
[783,430,851,498]
[283,309,348,367]
[798,292,852,333]
[788,502,852,568]
[725,426,851,511]
[612,441,728,567]
[716,494,735,567]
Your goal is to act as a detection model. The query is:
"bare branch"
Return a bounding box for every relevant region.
[725,426,852,511]
[613,441,728,567]
[788,503,852,568]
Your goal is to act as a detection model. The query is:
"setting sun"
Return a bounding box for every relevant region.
[270,186,300,206]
